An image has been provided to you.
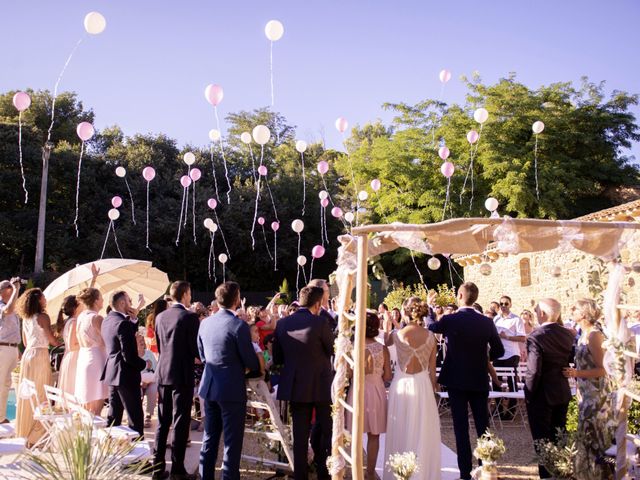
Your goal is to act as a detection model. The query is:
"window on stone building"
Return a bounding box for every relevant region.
[520,258,531,287]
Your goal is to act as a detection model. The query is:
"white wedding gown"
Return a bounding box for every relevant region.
[384,330,441,480]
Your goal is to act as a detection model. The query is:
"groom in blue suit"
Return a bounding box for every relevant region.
[198,282,260,480]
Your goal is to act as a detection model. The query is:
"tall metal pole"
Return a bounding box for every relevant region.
[34,142,53,274]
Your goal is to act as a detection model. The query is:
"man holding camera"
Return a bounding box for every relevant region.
[0,278,22,423]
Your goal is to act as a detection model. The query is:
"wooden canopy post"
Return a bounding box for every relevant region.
[350,234,368,480]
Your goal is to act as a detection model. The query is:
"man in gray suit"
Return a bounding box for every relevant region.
[198,282,260,480]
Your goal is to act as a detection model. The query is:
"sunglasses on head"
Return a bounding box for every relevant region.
[500,302,510,306]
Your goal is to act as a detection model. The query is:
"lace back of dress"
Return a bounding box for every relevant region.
[394,330,434,374]
[366,341,385,376]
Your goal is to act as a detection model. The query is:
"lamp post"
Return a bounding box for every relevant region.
[34,141,53,274]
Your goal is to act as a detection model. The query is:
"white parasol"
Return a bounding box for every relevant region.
[43,259,170,322]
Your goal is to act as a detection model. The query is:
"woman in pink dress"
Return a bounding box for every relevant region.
[75,288,108,414]
[348,312,392,480]
[57,295,81,396]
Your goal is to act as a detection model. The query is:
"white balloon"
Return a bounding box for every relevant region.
[358,190,369,201]
[427,257,441,270]
[218,253,228,264]
[532,121,545,134]
[115,166,126,178]
[484,197,499,212]
[473,108,489,124]
[108,208,120,221]
[203,218,217,232]
[209,129,221,142]
[84,12,106,35]
[184,152,196,166]
[344,212,355,223]
[265,20,284,41]
[240,132,252,144]
[252,125,271,145]
[297,255,307,266]
[295,140,307,153]
[479,263,492,276]
[318,191,329,200]
[291,219,305,233]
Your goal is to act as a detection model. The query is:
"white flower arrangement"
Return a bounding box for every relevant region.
[473,431,506,469]
[387,451,420,480]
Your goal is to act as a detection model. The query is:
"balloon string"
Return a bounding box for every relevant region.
[321,174,349,231]
[47,37,84,143]
[341,132,358,203]
[264,177,279,222]
[447,257,456,289]
[270,41,275,107]
[310,257,315,281]
[410,250,427,289]
[261,224,273,260]
[208,231,216,281]
[222,263,226,283]
[301,152,306,216]
[460,145,474,206]
[250,178,262,250]
[273,230,278,271]
[249,144,257,184]
[73,141,85,237]
[323,206,330,245]
[100,221,112,260]
[184,166,190,227]
[192,182,197,244]
[534,134,540,200]
[301,263,308,285]
[214,107,231,204]
[17,113,28,203]
[146,182,152,251]
[210,144,221,203]
[212,209,231,258]
[442,177,451,221]
[320,204,325,247]
[124,177,136,224]
[176,186,187,246]
[112,222,124,258]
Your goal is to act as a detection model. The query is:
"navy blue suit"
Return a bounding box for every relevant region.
[100,310,146,437]
[273,308,334,480]
[153,304,200,476]
[429,307,504,479]
[197,309,259,480]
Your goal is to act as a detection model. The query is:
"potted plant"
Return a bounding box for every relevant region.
[473,431,506,479]
[386,451,420,480]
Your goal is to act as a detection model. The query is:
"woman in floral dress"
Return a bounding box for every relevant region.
[563,298,615,479]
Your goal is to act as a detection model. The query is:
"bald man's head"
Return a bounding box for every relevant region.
[536,298,562,324]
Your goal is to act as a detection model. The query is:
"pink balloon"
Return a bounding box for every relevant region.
[439,69,452,83]
[204,84,224,106]
[438,146,450,160]
[111,196,122,208]
[317,161,329,175]
[258,165,268,176]
[331,207,343,218]
[142,166,156,181]
[467,130,479,144]
[311,245,325,259]
[335,117,348,133]
[180,175,192,188]
[320,198,329,208]
[76,122,95,141]
[440,161,455,178]
[189,168,202,182]
[12,92,31,112]
[370,179,381,192]
[271,221,280,232]
[258,216,265,225]
[207,198,217,209]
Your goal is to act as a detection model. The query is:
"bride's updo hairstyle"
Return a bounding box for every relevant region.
[407,298,430,324]
[365,311,381,338]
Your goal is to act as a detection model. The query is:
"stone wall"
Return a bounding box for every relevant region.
[464,231,640,317]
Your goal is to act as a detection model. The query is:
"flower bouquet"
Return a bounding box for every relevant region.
[387,451,420,480]
[473,431,506,479]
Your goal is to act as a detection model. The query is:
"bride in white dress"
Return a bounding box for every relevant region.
[384,303,441,480]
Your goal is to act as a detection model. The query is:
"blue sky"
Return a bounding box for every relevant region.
[3,0,639,161]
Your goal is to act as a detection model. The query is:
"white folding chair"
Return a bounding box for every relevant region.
[62,392,108,429]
